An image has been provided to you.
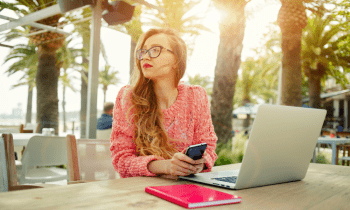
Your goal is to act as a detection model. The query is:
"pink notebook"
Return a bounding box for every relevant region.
[145,184,241,209]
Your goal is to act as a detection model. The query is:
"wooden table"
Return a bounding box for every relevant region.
[1,163,350,210]
[314,136,350,165]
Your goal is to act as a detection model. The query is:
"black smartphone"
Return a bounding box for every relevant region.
[185,143,207,160]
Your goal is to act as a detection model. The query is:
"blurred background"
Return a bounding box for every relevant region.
[0,0,349,147]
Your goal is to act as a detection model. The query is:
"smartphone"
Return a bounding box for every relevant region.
[185,143,207,160]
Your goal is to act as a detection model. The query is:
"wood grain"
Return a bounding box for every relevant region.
[0,163,350,210]
[66,135,80,182]
[2,133,18,187]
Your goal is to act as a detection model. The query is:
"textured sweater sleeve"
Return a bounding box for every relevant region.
[110,86,165,178]
[193,86,218,172]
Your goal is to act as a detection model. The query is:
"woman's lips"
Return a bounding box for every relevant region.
[143,63,153,68]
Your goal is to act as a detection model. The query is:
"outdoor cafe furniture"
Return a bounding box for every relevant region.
[1,134,57,192]
[10,133,42,147]
[17,135,68,185]
[0,163,349,209]
[322,130,350,138]
[314,136,350,165]
[336,144,350,166]
[96,128,112,140]
[66,135,119,184]
[19,123,40,133]
[0,128,19,134]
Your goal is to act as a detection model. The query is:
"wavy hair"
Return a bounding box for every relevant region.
[126,28,187,159]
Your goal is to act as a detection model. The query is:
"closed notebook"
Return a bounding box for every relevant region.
[145,184,241,209]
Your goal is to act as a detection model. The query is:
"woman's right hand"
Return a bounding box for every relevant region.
[167,149,198,177]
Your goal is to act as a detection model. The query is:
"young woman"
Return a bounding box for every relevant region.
[110,28,218,179]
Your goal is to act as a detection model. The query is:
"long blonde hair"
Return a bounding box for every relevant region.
[126,28,187,159]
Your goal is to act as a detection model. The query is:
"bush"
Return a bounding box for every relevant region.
[310,153,331,164]
[215,132,248,166]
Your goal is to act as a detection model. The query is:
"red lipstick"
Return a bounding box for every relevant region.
[143,63,153,68]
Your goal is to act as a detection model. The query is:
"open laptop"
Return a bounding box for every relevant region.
[180,104,327,190]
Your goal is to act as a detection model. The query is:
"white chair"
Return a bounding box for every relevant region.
[96,129,112,140]
[66,135,119,184]
[1,134,49,191]
[17,136,68,185]
[0,137,9,192]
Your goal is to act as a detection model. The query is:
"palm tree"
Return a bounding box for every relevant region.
[62,7,91,138]
[234,55,281,128]
[235,57,260,129]
[233,54,281,108]
[210,0,251,145]
[275,0,349,106]
[277,0,309,107]
[3,44,37,125]
[302,14,350,108]
[147,0,211,55]
[57,38,84,132]
[2,1,65,134]
[68,7,111,137]
[239,58,263,106]
[99,64,120,105]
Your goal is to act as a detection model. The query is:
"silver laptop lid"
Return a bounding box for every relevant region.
[234,104,326,189]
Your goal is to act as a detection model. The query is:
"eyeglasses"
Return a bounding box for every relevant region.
[136,46,174,60]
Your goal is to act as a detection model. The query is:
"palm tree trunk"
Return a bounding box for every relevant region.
[79,7,92,138]
[130,39,136,76]
[308,73,322,109]
[243,114,251,129]
[308,67,324,109]
[277,0,307,107]
[36,46,59,135]
[80,61,88,138]
[280,30,303,107]
[103,86,107,105]
[25,85,33,124]
[241,98,251,128]
[80,35,90,139]
[62,72,67,132]
[211,2,247,145]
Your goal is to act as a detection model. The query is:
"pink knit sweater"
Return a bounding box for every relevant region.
[110,82,218,178]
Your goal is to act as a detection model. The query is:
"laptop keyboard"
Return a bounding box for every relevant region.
[212,176,237,184]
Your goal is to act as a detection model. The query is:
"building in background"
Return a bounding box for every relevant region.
[303,76,350,132]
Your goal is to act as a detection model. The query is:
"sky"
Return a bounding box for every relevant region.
[0,0,281,116]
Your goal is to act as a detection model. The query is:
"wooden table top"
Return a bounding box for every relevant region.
[1,163,350,210]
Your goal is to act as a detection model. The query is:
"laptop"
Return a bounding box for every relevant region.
[180,104,327,190]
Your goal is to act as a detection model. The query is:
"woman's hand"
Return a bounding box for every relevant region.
[167,149,198,177]
[164,150,208,179]
[193,151,207,174]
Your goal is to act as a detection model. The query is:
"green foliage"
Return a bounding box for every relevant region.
[233,22,281,107]
[145,0,211,55]
[3,43,37,90]
[186,73,213,96]
[310,153,331,164]
[0,1,28,14]
[99,64,120,104]
[99,65,120,88]
[302,14,350,89]
[109,4,143,43]
[215,131,248,166]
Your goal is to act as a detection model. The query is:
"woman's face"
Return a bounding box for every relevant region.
[140,33,177,82]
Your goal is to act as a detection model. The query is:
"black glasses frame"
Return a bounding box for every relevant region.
[136,46,174,60]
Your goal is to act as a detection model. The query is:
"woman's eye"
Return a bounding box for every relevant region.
[151,48,160,54]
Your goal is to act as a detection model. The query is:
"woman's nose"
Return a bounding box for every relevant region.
[143,52,151,60]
